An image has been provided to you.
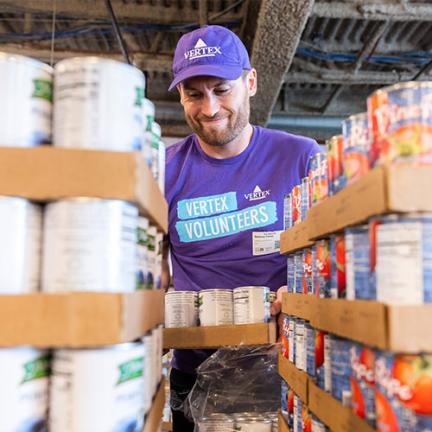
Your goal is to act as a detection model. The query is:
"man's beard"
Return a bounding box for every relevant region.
[185,99,250,147]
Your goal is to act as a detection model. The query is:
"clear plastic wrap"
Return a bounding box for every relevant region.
[178,344,281,431]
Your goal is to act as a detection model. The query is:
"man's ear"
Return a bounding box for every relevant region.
[247,68,257,97]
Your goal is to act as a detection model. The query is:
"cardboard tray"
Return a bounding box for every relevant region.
[163,322,277,349]
[308,381,375,432]
[278,354,309,404]
[143,378,165,432]
[307,165,432,240]
[278,410,291,432]
[0,147,168,232]
[0,290,164,347]
[280,221,313,255]
[282,293,432,353]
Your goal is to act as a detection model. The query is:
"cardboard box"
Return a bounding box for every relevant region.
[278,410,291,432]
[308,381,375,432]
[282,293,317,322]
[163,322,277,349]
[143,378,165,432]
[280,221,313,255]
[307,165,432,239]
[278,354,309,404]
[0,290,164,347]
[0,147,168,232]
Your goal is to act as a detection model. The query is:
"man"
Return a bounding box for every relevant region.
[164,25,320,431]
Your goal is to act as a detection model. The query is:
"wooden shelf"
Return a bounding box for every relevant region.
[280,221,313,254]
[0,147,168,232]
[278,354,309,404]
[143,378,165,432]
[163,321,277,349]
[0,290,164,347]
[278,410,291,432]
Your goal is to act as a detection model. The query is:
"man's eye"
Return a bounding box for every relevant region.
[215,88,229,95]
[187,92,200,98]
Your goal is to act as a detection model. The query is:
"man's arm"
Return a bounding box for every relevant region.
[161,235,171,292]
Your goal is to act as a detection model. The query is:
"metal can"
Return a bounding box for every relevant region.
[42,199,138,292]
[305,322,316,379]
[375,351,432,432]
[236,416,272,431]
[137,216,150,290]
[0,53,52,146]
[330,336,352,406]
[233,286,270,324]
[367,88,387,166]
[368,81,432,165]
[158,140,166,194]
[293,395,302,432]
[309,152,328,206]
[50,343,145,432]
[147,225,157,289]
[288,317,296,364]
[281,315,290,359]
[294,251,304,294]
[165,291,198,328]
[324,334,332,393]
[314,239,331,298]
[376,213,432,304]
[295,319,306,371]
[326,135,345,195]
[281,380,288,415]
[342,113,371,185]
[154,231,163,290]
[315,330,326,390]
[151,122,162,184]
[142,97,155,132]
[0,347,50,431]
[287,255,295,293]
[302,405,312,432]
[198,289,233,326]
[291,185,302,225]
[287,387,295,429]
[54,57,145,151]
[142,330,155,413]
[350,343,376,426]
[330,234,346,299]
[0,197,42,293]
[300,177,310,221]
[283,193,293,230]
[303,247,314,294]
[198,414,235,431]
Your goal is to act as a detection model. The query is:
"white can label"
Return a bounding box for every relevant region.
[233,287,270,324]
[324,335,332,393]
[199,290,233,326]
[165,292,198,328]
[295,321,306,371]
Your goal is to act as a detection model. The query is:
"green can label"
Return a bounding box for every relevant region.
[116,356,144,385]
[32,79,53,103]
[134,87,145,107]
[21,354,51,384]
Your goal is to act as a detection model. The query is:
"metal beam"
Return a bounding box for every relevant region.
[0,0,241,24]
[0,43,172,71]
[250,0,315,126]
[312,1,432,21]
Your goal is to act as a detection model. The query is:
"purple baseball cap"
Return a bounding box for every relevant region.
[168,25,251,91]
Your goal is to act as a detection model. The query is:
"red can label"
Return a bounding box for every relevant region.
[315,239,331,298]
[292,185,302,225]
[327,135,345,195]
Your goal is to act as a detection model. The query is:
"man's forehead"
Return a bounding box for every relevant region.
[182,75,235,89]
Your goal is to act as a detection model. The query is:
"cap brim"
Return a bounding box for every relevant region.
[168,64,244,91]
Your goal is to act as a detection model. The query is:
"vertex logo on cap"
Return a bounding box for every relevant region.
[184,38,222,61]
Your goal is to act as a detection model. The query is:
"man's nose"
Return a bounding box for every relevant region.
[201,94,220,118]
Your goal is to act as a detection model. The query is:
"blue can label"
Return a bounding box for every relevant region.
[330,336,352,405]
[306,323,316,378]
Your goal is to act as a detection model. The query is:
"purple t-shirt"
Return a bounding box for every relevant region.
[165,126,320,374]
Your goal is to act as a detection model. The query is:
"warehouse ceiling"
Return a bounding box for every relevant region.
[0,0,431,142]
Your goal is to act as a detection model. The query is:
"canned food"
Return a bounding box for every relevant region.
[376,213,432,304]
[165,291,198,328]
[314,240,331,298]
[137,216,150,290]
[287,255,295,293]
[154,231,164,289]
[287,388,295,429]
[375,351,432,432]
[300,177,310,221]
[291,185,302,225]
[158,140,166,194]
[42,199,138,292]
[330,336,352,406]
[330,234,346,299]
[147,225,157,289]
[295,319,306,371]
[305,322,316,378]
[151,122,161,184]
[309,153,328,206]
[342,113,371,185]
[283,193,293,230]
[143,329,157,411]
[302,405,312,432]
[0,197,42,293]
[281,315,290,359]
[198,289,233,326]
[303,248,314,294]
[294,251,304,294]
[233,286,270,325]
[50,343,145,432]
[324,334,332,393]
[281,380,288,415]
[368,81,432,165]
[293,395,302,432]
[315,330,326,390]
[288,317,296,364]
[327,135,345,195]
[142,98,155,132]
[54,57,145,151]
[0,53,52,146]
[350,343,376,426]
[0,347,50,431]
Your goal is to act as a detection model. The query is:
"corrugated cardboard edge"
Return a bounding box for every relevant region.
[278,354,309,404]
[280,221,314,255]
[308,166,387,239]
[314,298,387,349]
[309,381,375,432]
[163,322,276,349]
[143,378,165,432]
[278,410,291,432]
[387,304,432,353]
[282,293,317,322]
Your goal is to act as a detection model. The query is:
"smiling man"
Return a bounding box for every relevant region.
[164,25,320,431]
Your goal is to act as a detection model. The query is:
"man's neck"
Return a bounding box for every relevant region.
[197,124,254,159]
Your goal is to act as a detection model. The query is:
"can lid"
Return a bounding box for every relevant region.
[0,52,53,74]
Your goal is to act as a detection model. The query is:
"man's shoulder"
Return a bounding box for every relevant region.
[257,126,318,151]
[166,134,195,163]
